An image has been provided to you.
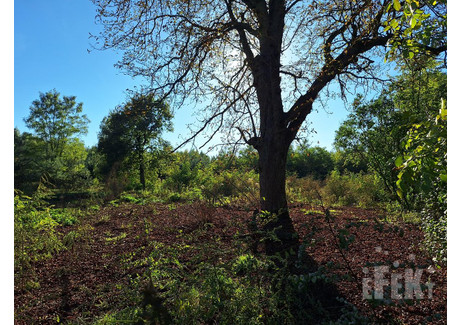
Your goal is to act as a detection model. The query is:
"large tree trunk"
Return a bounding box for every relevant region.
[258,145,298,257]
[249,4,298,257]
[257,125,298,257]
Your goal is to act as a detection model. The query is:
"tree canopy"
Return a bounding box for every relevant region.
[98,93,173,189]
[24,89,89,159]
[91,0,445,143]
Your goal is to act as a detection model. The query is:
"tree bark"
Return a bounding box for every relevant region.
[139,158,145,191]
[257,135,298,256]
[248,6,299,256]
[138,139,146,191]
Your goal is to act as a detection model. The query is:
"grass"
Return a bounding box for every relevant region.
[105,232,127,243]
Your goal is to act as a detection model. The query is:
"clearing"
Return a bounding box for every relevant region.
[15,202,447,324]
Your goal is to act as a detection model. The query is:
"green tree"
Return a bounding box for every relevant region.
[332,150,368,175]
[334,62,446,209]
[98,93,173,190]
[24,89,89,159]
[14,128,48,193]
[383,0,446,62]
[92,0,446,254]
[396,100,446,262]
[85,145,104,180]
[166,154,199,194]
[334,93,408,207]
[287,145,334,180]
[54,138,92,190]
[236,147,259,173]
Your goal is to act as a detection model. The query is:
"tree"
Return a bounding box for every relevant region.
[334,93,409,207]
[91,0,446,254]
[14,128,92,192]
[24,89,89,159]
[14,128,48,193]
[54,138,92,190]
[383,0,446,62]
[396,100,446,262]
[287,145,334,180]
[334,61,446,209]
[98,93,173,190]
[332,150,368,175]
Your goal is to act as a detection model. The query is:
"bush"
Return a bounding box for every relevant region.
[286,176,322,205]
[49,208,80,226]
[111,239,366,325]
[322,171,387,207]
[199,167,259,206]
[396,103,447,263]
[422,208,446,264]
[287,146,334,180]
[14,189,64,290]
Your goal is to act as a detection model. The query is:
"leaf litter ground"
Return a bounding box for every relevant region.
[15,202,446,324]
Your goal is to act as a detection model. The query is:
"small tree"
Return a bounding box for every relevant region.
[98,93,173,190]
[24,89,89,159]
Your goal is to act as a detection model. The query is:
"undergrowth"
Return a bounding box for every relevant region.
[92,209,369,325]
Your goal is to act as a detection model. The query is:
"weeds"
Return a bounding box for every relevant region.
[14,189,64,291]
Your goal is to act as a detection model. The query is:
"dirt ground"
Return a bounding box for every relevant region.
[15,202,447,324]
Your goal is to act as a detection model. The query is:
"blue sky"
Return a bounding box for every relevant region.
[15,0,365,152]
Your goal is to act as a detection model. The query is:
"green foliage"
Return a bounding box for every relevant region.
[85,145,104,180]
[14,189,64,289]
[334,62,446,209]
[286,176,322,205]
[24,89,89,159]
[335,59,446,262]
[236,147,259,172]
[49,208,80,226]
[53,138,92,190]
[287,145,334,180]
[334,93,408,207]
[14,129,48,193]
[97,92,173,190]
[199,165,259,206]
[322,171,388,208]
[396,101,446,262]
[166,158,199,193]
[384,0,446,62]
[16,89,92,193]
[145,149,259,205]
[332,150,368,175]
[119,192,143,204]
[105,235,366,325]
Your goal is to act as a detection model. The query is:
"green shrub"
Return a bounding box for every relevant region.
[14,189,64,289]
[286,175,322,204]
[49,208,80,226]
[119,192,142,204]
[168,193,182,203]
[287,145,334,180]
[199,167,259,206]
[396,103,447,263]
[322,171,387,207]
[422,209,446,264]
